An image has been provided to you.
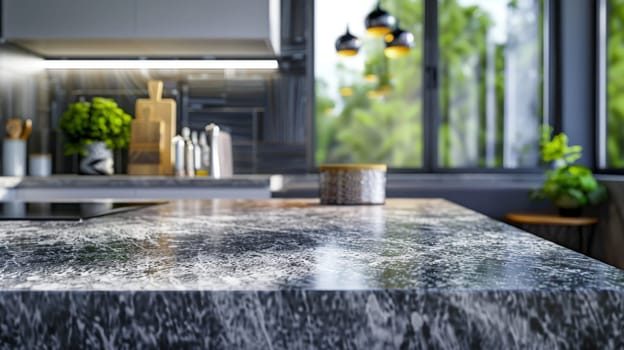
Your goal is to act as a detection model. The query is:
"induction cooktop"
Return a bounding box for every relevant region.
[0,201,165,221]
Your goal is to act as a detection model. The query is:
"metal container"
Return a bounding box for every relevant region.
[319,164,387,205]
[172,135,185,177]
[2,139,26,176]
[205,123,233,178]
[182,127,195,178]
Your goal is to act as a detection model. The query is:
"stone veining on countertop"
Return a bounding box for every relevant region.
[0,199,622,348]
[0,199,622,290]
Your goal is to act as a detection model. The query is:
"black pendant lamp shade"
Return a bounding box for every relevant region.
[335,26,361,57]
[365,2,396,37]
[384,22,414,58]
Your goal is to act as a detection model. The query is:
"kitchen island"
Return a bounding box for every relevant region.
[0,199,623,348]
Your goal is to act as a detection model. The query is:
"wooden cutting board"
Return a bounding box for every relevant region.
[128,80,176,175]
[128,120,164,175]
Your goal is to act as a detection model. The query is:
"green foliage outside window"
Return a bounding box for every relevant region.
[608,0,624,167]
[316,0,544,168]
[316,0,424,167]
[437,0,495,167]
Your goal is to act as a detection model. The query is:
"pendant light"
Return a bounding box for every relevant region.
[384,21,414,58]
[335,26,361,57]
[365,2,396,37]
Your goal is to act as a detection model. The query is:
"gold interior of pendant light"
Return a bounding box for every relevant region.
[335,26,361,56]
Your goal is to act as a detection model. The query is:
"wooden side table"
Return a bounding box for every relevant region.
[505,213,598,255]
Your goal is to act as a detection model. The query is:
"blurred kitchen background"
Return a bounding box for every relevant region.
[1,0,624,269]
[0,0,312,175]
[0,0,616,175]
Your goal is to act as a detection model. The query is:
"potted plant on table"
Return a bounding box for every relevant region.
[59,97,132,175]
[531,127,607,217]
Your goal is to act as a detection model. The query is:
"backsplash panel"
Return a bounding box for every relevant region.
[46,61,309,175]
[0,0,312,176]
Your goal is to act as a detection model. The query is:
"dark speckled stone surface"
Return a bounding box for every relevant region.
[0,175,270,188]
[0,199,623,348]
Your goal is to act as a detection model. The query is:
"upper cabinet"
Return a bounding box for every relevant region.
[2,0,280,57]
[2,0,137,38]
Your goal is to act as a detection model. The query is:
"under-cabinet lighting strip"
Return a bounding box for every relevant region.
[42,59,279,70]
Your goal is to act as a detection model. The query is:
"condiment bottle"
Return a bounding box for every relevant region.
[182,127,195,177]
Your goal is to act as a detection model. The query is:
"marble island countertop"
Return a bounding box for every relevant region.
[0,199,623,348]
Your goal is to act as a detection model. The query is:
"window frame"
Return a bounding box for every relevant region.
[310,0,557,173]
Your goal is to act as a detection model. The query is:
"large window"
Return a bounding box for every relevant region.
[315,0,547,170]
[438,0,544,168]
[604,0,624,167]
[315,0,424,167]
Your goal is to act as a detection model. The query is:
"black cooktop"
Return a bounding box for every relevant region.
[0,201,165,221]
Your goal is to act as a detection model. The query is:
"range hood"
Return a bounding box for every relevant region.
[2,0,280,58]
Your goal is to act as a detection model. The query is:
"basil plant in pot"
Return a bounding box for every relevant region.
[59,97,132,175]
[531,127,607,217]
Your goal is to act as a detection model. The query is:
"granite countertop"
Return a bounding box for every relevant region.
[1,199,623,348]
[0,174,271,189]
[1,198,622,290]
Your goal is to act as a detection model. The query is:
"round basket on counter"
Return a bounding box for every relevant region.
[319,164,387,205]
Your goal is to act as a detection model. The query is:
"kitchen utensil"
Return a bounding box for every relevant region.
[5,118,33,141]
[129,80,176,175]
[319,164,387,205]
[20,119,32,140]
[6,119,23,139]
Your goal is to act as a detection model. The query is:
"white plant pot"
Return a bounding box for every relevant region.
[79,141,114,175]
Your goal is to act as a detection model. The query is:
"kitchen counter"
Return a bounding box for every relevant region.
[0,199,623,348]
[0,175,271,200]
[0,175,271,188]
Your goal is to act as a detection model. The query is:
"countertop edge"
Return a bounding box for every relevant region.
[0,175,271,189]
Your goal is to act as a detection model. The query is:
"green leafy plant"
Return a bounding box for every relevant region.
[538,127,582,164]
[59,97,133,155]
[531,126,607,209]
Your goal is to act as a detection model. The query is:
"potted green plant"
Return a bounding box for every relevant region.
[531,127,607,217]
[59,97,132,175]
